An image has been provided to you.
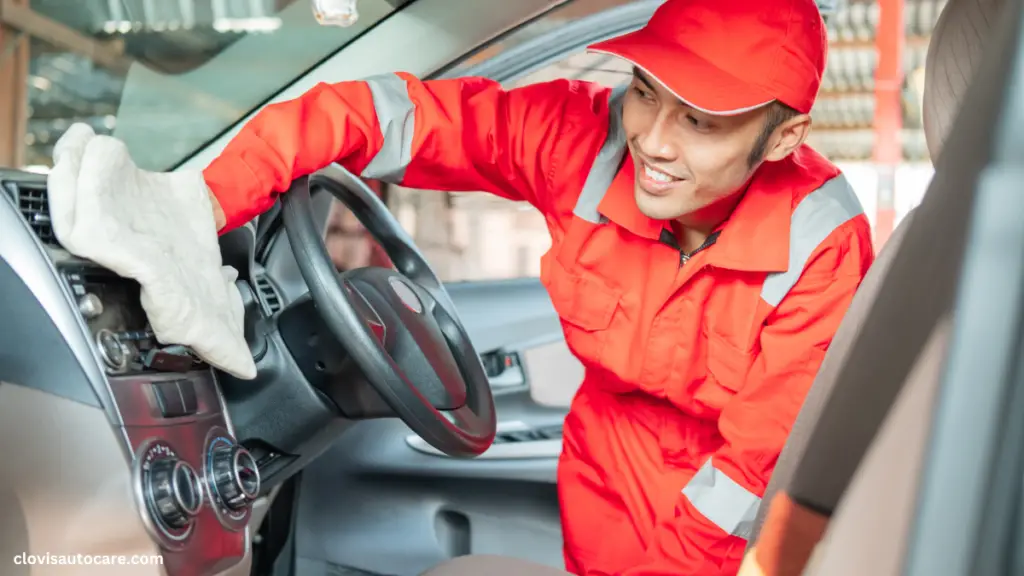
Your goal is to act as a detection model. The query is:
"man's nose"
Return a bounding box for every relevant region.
[636,113,676,161]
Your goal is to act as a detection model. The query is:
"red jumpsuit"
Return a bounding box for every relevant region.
[204,74,874,575]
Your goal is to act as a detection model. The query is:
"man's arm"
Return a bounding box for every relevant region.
[622,222,875,576]
[203,73,598,232]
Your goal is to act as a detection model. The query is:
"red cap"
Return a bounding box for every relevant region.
[589,0,827,115]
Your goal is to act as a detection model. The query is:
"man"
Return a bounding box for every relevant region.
[203,0,874,573]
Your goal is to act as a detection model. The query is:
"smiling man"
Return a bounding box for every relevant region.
[623,66,810,255]
[195,0,876,573]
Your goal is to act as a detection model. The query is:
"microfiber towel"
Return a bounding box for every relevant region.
[47,123,257,380]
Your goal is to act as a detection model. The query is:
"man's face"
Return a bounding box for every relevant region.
[622,70,775,223]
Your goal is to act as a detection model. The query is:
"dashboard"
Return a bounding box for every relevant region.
[0,166,565,576]
[0,170,259,575]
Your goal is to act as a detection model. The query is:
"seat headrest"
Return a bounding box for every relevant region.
[923,0,1007,160]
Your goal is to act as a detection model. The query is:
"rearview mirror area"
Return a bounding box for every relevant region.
[312,0,360,26]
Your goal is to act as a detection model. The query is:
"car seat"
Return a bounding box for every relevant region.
[743,0,1014,573]
[419,0,1009,572]
[746,0,992,543]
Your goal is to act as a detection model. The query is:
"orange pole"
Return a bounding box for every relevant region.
[0,0,30,168]
[872,0,904,250]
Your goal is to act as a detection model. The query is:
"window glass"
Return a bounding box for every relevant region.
[13,0,400,171]
[445,0,640,76]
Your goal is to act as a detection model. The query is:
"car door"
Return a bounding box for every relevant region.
[285,2,660,575]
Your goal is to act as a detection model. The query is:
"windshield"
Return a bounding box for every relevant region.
[19,0,402,172]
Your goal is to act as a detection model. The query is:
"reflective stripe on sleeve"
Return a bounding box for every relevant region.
[360,74,416,183]
[572,85,628,224]
[761,174,865,306]
[681,458,762,540]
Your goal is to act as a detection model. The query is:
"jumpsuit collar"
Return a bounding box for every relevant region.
[597,153,794,273]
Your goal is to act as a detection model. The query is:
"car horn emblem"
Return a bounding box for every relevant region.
[389,277,423,314]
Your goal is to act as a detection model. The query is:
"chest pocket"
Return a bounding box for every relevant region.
[687,326,755,414]
[545,258,621,367]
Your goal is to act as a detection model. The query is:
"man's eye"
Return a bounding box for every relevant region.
[632,86,652,100]
[685,114,707,129]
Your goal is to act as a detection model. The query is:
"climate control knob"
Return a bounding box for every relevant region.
[210,445,260,510]
[146,458,202,529]
[95,328,128,371]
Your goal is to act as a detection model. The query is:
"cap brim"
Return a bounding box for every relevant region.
[589,28,775,116]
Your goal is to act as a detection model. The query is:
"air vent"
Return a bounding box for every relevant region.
[253,274,282,315]
[8,181,56,245]
[480,350,518,378]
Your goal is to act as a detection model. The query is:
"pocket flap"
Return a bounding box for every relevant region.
[548,260,619,332]
[703,329,752,392]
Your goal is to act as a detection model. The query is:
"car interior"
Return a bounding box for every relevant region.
[1,0,1022,575]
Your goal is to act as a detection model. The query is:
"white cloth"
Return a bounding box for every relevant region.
[47,123,257,380]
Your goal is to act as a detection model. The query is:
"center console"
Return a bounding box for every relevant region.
[3,170,261,575]
[59,261,259,574]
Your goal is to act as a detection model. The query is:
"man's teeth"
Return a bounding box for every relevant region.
[644,165,676,183]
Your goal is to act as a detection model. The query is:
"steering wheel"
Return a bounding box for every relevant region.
[280,165,496,457]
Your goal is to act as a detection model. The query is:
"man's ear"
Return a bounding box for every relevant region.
[762,114,812,162]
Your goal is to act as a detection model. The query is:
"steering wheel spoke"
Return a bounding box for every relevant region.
[444,405,487,434]
[344,267,467,409]
[340,276,389,348]
[281,165,497,457]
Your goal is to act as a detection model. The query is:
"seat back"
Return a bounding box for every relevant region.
[748,0,1011,548]
[748,210,911,543]
[807,0,1024,571]
[802,317,950,575]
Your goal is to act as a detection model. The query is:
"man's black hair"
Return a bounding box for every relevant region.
[747,101,801,167]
